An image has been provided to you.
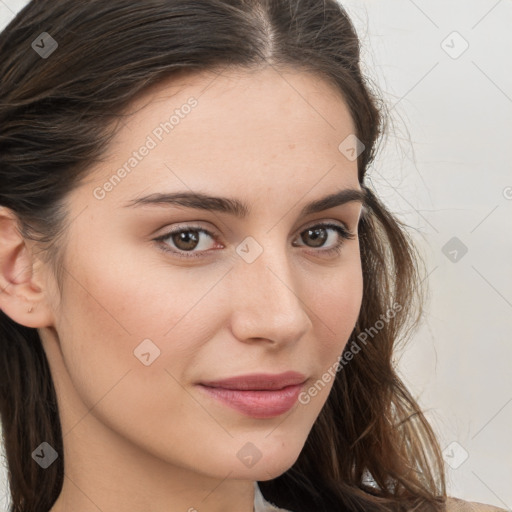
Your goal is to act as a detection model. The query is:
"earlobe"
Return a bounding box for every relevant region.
[0,206,54,328]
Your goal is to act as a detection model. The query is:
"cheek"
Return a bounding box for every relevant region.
[58,238,217,346]
[53,250,215,453]
[54,235,232,408]
[293,257,362,420]
[305,254,363,362]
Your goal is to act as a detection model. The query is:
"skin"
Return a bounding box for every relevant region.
[0,66,364,512]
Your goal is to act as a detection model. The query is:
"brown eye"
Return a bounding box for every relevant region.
[154,225,218,258]
[172,229,201,251]
[293,222,356,255]
[301,226,329,248]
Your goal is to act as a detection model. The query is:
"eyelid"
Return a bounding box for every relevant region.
[300,218,351,233]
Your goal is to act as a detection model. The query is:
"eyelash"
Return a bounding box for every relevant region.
[153,222,356,260]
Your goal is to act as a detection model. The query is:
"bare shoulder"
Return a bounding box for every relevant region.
[445,496,509,511]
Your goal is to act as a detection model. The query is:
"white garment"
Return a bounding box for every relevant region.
[253,482,293,512]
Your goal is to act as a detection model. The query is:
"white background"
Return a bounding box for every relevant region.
[1,0,511,510]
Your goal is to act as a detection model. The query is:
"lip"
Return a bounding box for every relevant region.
[200,371,307,390]
[197,372,307,418]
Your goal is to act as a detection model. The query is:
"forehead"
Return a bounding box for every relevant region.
[128,65,355,137]
[84,66,360,209]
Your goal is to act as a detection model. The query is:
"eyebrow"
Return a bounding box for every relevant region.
[123,187,367,218]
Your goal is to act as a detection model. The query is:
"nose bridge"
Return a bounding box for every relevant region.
[229,233,312,343]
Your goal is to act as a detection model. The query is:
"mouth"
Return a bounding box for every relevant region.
[197,371,307,418]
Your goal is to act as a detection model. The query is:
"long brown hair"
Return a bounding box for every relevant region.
[0,1,447,511]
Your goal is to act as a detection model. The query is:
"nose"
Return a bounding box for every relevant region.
[228,240,313,347]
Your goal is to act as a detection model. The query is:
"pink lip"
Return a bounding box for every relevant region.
[197,372,307,418]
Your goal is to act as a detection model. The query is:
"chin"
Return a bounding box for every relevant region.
[240,437,305,480]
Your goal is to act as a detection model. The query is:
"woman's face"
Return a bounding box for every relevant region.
[40,66,364,483]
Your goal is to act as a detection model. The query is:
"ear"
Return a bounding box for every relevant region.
[0,206,55,328]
